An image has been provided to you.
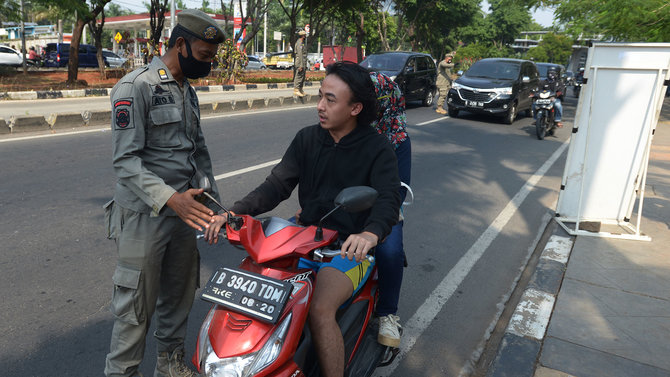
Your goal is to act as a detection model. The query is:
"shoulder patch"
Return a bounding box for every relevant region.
[114,98,134,130]
[158,68,169,80]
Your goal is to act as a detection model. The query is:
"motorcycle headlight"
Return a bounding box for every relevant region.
[201,312,293,377]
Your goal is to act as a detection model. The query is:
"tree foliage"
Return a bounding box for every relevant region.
[524,32,573,64]
[527,0,670,42]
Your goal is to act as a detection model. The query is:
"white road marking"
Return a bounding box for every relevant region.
[0,128,108,143]
[375,139,570,376]
[416,117,449,126]
[214,159,281,180]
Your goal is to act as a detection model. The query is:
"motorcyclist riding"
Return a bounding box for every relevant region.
[533,67,564,128]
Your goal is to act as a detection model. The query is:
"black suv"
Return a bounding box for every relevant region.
[360,51,437,106]
[447,58,539,124]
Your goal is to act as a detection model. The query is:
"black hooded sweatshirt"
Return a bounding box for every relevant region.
[230,123,401,241]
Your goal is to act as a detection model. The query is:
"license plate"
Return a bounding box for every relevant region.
[535,99,552,105]
[465,100,484,107]
[201,267,293,324]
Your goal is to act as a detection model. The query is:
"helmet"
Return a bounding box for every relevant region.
[547,67,558,81]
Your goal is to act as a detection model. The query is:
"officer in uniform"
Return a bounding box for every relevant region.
[103,9,224,377]
[293,29,307,97]
[436,52,455,115]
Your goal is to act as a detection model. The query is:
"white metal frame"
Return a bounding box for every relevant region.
[555,43,670,241]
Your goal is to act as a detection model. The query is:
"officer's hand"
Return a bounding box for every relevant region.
[166,189,214,231]
[205,213,229,244]
[299,67,304,73]
[341,231,378,263]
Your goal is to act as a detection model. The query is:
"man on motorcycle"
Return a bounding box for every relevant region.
[533,67,564,128]
[205,61,401,377]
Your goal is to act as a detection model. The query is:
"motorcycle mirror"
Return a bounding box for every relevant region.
[195,170,212,193]
[315,186,378,242]
[193,170,232,217]
[334,186,378,213]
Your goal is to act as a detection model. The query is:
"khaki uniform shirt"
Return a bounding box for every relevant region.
[294,38,307,69]
[437,60,454,88]
[110,58,220,217]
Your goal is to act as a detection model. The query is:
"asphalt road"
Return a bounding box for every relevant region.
[0,94,575,376]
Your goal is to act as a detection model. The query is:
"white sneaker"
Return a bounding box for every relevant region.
[378,314,401,348]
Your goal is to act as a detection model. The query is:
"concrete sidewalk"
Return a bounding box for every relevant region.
[489,96,670,377]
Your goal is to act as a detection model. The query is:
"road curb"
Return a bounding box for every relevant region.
[0,94,314,134]
[0,118,9,134]
[487,233,574,377]
[0,81,320,102]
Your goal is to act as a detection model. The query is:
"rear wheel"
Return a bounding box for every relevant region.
[422,88,436,107]
[536,113,546,140]
[505,103,516,124]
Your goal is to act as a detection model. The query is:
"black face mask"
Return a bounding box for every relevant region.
[178,39,212,79]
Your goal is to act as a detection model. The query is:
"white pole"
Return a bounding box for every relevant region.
[170,0,176,35]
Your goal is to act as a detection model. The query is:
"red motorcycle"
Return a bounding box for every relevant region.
[193,186,399,377]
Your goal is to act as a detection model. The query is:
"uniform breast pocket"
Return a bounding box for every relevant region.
[148,106,182,147]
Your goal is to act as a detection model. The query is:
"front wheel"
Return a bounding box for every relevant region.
[505,103,516,124]
[535,113,547,140]
[448,106,459,118]
[422,88,436,107]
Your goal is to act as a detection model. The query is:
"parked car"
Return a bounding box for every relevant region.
[535,62,566,100]
[102,49,127,68]
[447,58,540,124]
[44,43,99,68]
[360,51,438,106]
[0,45,22,67]
[245,55,267,70]
[263,52,293,69]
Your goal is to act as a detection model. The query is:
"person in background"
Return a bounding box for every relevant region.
[532,67,564,128]
[27,46,40,65]
[435,52,455,115]
[103,9,224,377]
[293,29,308,97]
[368,71,411,348]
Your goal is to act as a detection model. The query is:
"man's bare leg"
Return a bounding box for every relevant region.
[309,267,354,377]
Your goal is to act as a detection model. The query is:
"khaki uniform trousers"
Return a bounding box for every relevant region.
[104,202,198,377]
[294,67,306,92]
[437,83,451,108]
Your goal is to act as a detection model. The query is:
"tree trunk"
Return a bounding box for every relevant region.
[67,19,86,84]
[355,12,365,63]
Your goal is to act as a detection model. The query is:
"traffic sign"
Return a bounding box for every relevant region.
[114,32,122,43]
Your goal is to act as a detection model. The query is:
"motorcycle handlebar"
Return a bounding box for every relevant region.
[314,247,375,264]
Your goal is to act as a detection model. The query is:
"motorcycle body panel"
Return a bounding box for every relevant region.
[227,215,339,264]
[193,214,391,376]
